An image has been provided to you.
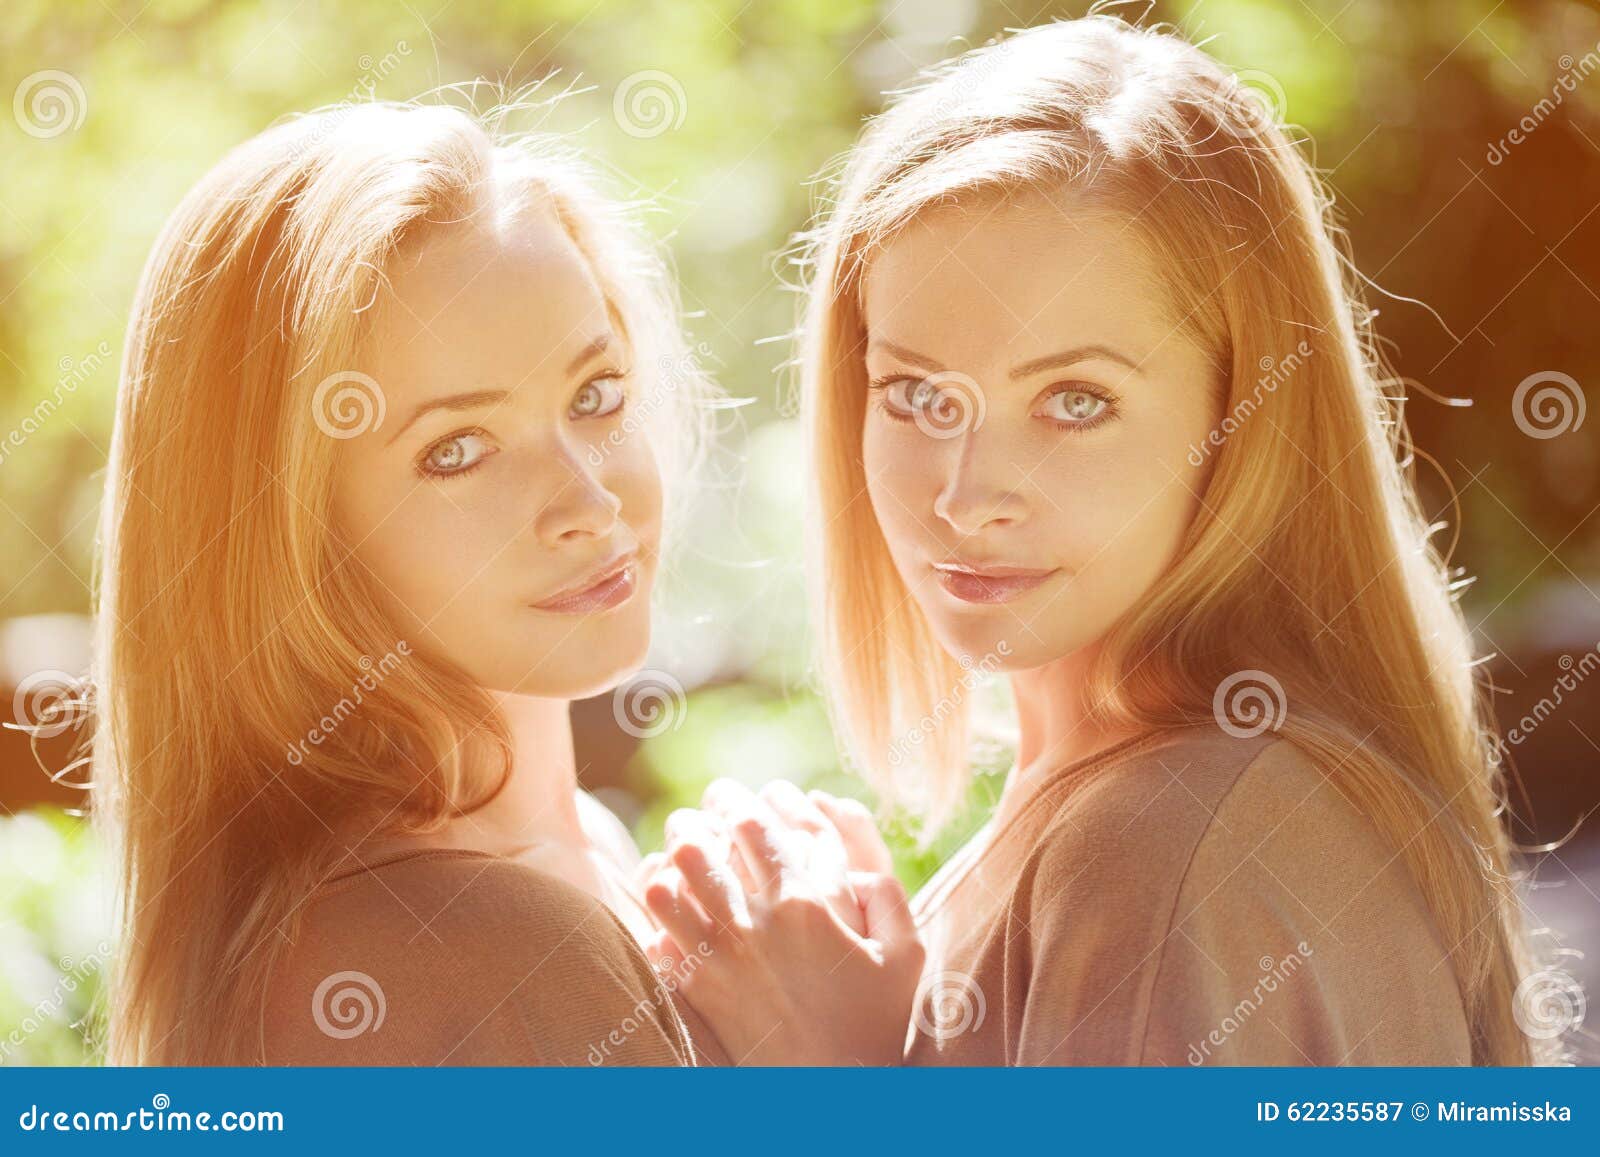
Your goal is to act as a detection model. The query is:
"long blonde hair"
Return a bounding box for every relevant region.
[801,15,1539,1065]
[93,96,707,1064]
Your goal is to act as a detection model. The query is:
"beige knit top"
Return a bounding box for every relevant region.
[260,849,695,1066]
[905,724,1473,1065]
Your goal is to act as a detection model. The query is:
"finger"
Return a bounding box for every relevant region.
[701,777,759,824]
[664,806,732,862]
[670,837,747,929]
[698,809,762,896]
[643,866,712,949]
[852,870,919,956]
[763,790,856,921]
[760,779,829,834]
[727,800,805,899]
[813,791,895,875]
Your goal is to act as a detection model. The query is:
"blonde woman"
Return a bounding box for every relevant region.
[93,99,712,1065]
[641,16,1543,1066]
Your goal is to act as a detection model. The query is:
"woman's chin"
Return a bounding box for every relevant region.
[494,629,653,701]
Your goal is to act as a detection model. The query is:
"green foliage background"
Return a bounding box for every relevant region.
[2,0,1596,1064]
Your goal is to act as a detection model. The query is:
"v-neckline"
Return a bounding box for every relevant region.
[911,727,1179,923]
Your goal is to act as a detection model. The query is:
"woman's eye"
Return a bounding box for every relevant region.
[570,375,626,419]
[419,432,495,477]
[883,377,942,416]
[1040,388,1110,425]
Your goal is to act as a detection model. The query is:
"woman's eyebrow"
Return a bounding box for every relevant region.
[867,338,1146,379]
[379,334,615,447]
[1009,344,1145,379]
[384,389,508,445]
[565,332,613,376]
[864,339,941,373]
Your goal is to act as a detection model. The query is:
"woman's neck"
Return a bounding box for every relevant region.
[453,691,587,853]
[1000,646,1149,824]
[350,692,588,861]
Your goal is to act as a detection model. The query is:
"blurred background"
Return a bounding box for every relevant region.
[1,0,1597,1064]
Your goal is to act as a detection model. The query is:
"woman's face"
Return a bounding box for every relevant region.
[860,187,1220,672]
[331,205,662,699]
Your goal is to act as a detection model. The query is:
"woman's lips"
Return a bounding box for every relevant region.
[933,562,1060,604]
[532,554,639,614]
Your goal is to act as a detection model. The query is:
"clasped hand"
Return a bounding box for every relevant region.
[635,779,925,1065]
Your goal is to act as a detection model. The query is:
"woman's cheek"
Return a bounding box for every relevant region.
[600,429,664,533]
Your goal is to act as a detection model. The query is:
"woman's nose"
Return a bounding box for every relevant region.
[532,448,623,546]
[931,431,1028,536]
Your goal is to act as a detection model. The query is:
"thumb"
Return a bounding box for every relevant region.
[851,870,920,958]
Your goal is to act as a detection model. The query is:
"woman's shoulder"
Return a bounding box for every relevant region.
[260,849,693,1066]
[1024,723,1291,872]
[1024,723,1410,908]
[1018,725,1471,1063]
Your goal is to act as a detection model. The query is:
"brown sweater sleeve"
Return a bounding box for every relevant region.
[1011,738,1471,1066]
[262,852,695,1066]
